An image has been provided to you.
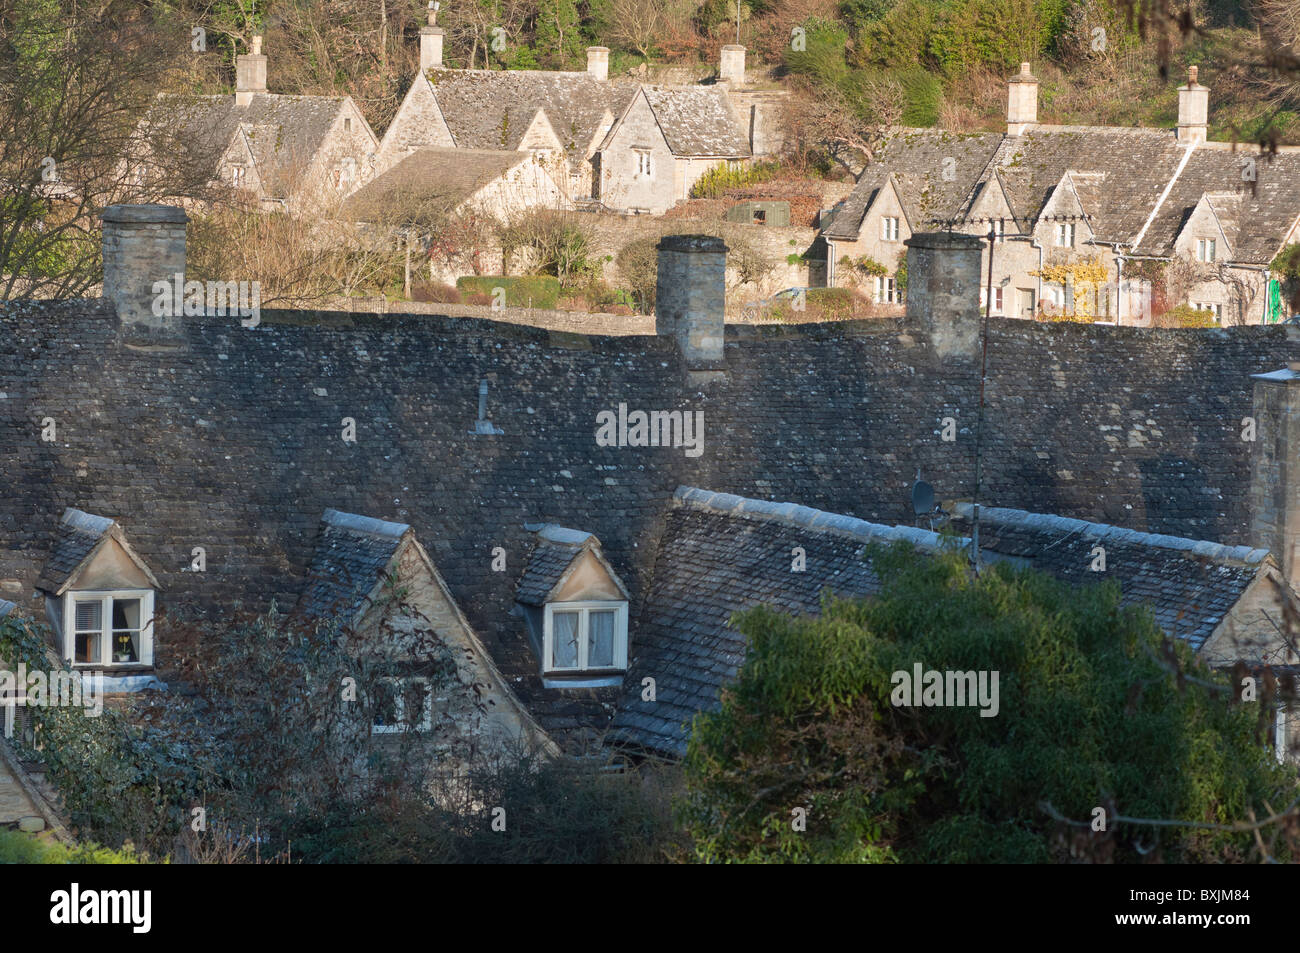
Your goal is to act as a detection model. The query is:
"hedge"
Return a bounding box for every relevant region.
[456,276,562,309]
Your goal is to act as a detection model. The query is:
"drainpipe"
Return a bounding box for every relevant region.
[826,239,836,288]
[1116,250,1125,325]
[1031,234,1043,318]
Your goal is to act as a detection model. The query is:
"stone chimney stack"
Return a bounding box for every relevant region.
[656,235,726,371]
[586,46,609,81]
[1006,62,1038,136]
[1250,364,1300,590]
[903,232,982,362]
[101,204,188,345]
[1178,65,1209,144]
[720,44,746,85]
[420,2,445,70]
[236,35,267,107]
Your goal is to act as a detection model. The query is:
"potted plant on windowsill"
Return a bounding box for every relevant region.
[114,634,134,664]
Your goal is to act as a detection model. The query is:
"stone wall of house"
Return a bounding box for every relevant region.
[375,78,455,174]
[596,94,677,214]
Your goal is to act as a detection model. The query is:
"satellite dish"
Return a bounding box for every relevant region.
[912,479,935,517]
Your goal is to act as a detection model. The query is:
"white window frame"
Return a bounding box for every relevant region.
[1196,238,1216,262]
[231,165,245,188]
[993,218,1005,243]
[1191,301,1222,321]
[63,589,154,668]
[881,216,900,242]
[634,149,651,178]
[1045,284,1065,309]
[370,677,433,735]
[873,275,898,305]
[1056,222,1074,247]
[981,286,1004,314]
[542,601,628,674]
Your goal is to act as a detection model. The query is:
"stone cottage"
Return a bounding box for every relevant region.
[823,64,1300,325]
[3,205,1300,765]
[130,36,380,213]
[374,8,755,213]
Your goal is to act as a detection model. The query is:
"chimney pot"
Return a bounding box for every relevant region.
[101,204,188,346]
[656,235,727,370]
[586,46,609,82]
[719,44,746,85]
[903,232,983,362]
[420,22,446,70]
[1178,65,1209,144]
[1251,367,1300,591]
[236,36,268,106]
[1006,61,1038,136]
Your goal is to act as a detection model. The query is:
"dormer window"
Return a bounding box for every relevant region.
[36,509,160,677]
[544,602,628,672]
[1056,222,1074,247]
[516,525,631,688]
[881,216,900,241]
[70,591,154,665]
[635,149,651,178]
[1197,238,1216,262]
[231,165,246,188]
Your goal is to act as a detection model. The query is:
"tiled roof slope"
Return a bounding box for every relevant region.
[34,508,115,594]
[609,488,948,754]
[1134,149,1300,261]
[1,301,1297,742]
[426,69,637,156]
[342,147,533,219]
[823,130,1003,240]
[296,509,408,623]
[516,526,594,607]
[953,503,1268,650]
[641,86,750,157]
[142,93,349,199]
[988,127,1185,241]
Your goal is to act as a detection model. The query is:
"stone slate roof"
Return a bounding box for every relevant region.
[426,69,637,157]
[822,130,1004,240]
[1134,148,1300,262]
[951,503,1268,651]
[640,86,750,157]
[987,127,1185,242]
[341,147,535,220]
[610,488,1271,756]
[3,299,1299,746]
[296,509,409,623]
[516,526,594,607]
[141,93,353,200]
[609,487,953,755]
[34,508,116,595]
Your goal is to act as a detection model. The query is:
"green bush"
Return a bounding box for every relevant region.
[456,275,562,309]
[680,545,1294,863]
[689,160,783,199]
[0,830,149,864]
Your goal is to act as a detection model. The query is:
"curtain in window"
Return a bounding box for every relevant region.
[588,610,616,667]
[74,600,102,663]
[552,611,580,668]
